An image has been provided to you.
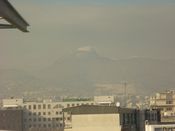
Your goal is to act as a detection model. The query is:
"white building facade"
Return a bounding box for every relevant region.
[2,98,95,131]
[145,123,175,131]
[150,90,175,122]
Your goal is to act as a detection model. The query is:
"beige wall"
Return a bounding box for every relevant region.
[2,98,23,107]
[65,114,121,131]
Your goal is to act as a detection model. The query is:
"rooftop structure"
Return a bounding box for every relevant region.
[94,96,117,106]
[0,0,29,32]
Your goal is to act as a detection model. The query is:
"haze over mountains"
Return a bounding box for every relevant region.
[1,47,175,97]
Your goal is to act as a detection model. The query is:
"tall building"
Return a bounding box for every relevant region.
[150,90,175,122]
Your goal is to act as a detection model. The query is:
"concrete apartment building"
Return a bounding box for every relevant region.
[2,98,95,131]
[63,105,160,131]
[150,90,175,122]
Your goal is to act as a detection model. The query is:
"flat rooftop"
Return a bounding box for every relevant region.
[63,105,136,115]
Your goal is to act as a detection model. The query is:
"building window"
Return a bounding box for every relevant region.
[29,112,32,116]
[67,104,70,107]
[166,100,173,104]
[43,118,46,121]
[123,114,125,125]
[56,111,59,115]
[33,105,36,110]
[38,112,41,115]
[38,105,41,109]
[167,107,173,111]
[28,105,31,110]
[48,118,51,121]
[43,104,46,109]
[43,112,46,115]
[38,118,41,121]
[72,104,75,107]
[67,117,71,120]
[48,104,51,109]
[33,118,36,122]
[131,114,134,124]
[48,112,51,115]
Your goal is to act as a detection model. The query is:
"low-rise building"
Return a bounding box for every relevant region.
[150,90,175,122]
[63,105,160,131]
[2,98,95,131]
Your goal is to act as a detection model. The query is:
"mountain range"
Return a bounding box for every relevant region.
[1,48,175,97]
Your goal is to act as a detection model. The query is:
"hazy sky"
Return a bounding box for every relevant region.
[0,0,175,69]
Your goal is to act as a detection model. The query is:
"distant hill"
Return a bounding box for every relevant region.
[37,48,175,96]
[0,69,47,98]
[1,48,175,97]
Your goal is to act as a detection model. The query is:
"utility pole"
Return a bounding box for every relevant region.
[122,81,127,107]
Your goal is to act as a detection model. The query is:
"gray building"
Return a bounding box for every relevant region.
[0,108,23,131]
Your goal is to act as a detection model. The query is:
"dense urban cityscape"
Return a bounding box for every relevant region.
[0,90,175,131]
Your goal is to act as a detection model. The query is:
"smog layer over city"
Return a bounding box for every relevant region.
[0,0,175,131]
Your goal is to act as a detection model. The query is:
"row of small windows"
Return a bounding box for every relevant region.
[28,111,62,116]
[25,104,51,110]
[122,113,136,125]
[24,117,64,122]
[67,103,94,107]
[26,123,63,128]
[145,112,158,121]
[24,103,94,110]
